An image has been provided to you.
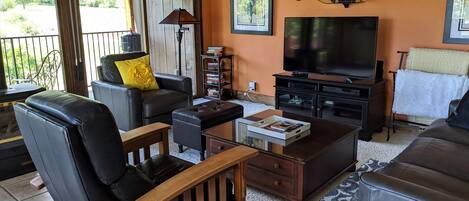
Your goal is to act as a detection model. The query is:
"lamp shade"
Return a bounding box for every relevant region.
[160,8,199,25]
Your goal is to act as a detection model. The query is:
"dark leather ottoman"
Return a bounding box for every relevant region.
[172,101,243,160]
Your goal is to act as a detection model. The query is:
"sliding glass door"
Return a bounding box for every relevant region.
[0,0,145,96]
[79,0,146,89]
[0,0,66,90]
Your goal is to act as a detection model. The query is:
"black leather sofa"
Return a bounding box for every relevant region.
[358,100,469,201]
[91,52,192,131]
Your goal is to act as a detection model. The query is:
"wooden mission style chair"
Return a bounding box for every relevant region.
[14,91,257,201]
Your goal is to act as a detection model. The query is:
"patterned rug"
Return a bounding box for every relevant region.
[320,159,388,201]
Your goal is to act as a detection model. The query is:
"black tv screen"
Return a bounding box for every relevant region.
[284,17,378,79]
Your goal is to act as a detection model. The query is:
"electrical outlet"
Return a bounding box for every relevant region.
[248,81,257,91]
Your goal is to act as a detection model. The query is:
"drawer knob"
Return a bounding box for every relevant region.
[274,181,281,186]
[217,146,224,150]
[273,163,280,169]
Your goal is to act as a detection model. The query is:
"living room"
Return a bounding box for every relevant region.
[1,0,469,201]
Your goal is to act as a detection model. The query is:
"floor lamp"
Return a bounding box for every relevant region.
[160,8,199,76]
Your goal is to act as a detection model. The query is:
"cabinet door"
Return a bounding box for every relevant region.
[276,90,316,117]
[317,96,367,127]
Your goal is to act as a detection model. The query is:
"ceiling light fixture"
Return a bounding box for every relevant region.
[318,0,365,8]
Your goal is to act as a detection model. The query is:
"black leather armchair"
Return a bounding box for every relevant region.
[14,91,258,201]
[91,52,193,131]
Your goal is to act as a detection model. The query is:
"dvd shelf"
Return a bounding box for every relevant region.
[201,54,234,100]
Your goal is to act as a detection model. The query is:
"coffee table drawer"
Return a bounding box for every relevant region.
[247,166,295,196]
[207,138,235,155]
[208,138,296,177]
[249,154,295,177]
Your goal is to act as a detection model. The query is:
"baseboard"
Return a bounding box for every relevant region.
[233,90,275,106]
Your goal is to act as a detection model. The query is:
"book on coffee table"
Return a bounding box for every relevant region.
[235,118,310,147]
[247,116,311,140]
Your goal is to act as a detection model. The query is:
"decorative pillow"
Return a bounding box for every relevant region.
[100,52,147,83]
[114,55,159,91]
[447,90,469,130]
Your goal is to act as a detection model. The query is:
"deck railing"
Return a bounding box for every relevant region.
[1,30,131,89]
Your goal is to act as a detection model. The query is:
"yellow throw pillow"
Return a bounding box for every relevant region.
[114,55,159,91]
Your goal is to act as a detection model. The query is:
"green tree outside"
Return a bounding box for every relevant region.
[237,0,265,24]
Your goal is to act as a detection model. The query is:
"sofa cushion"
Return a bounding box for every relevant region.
[421,119,469,146]
[393,137,469,182]
[109,165,154,201]
[100,52,147,84]
[376,162,469,199]
[137,155,193,186]
[142,89,188,118]
[447,90,469,130]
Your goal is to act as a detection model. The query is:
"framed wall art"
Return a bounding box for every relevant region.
[231,0,273,35]
[444,0,469,44]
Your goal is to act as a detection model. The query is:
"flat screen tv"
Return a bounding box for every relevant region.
[284,17,379,79]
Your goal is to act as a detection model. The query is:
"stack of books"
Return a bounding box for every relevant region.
[247,116,311,140]
[206,73,225,85]
[207,88,220,97]
[207,46,224,56]
[207,61,224,71]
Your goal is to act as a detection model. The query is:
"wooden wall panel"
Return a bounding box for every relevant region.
[147,0,196,93]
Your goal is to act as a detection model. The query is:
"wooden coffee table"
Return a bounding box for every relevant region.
[203,109,358,201]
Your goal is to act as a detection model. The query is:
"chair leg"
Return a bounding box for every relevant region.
[178,145,184,153]
[200,151,205,161]
[387,128,391,141]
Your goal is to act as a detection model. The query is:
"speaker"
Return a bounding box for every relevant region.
[375,60,384,81]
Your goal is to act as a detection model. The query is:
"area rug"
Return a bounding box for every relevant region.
[320,159,388,201]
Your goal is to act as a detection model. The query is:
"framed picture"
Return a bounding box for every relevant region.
[444,0,469,44]
[231,0,273,35]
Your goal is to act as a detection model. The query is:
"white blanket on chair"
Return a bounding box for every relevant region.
[392,70,469,119]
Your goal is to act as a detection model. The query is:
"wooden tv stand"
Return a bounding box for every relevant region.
[274,72,385,141]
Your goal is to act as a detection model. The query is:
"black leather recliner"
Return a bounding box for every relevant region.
[91,52,193,131]
[14,91,193,201]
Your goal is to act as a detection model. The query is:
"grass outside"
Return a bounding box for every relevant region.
[0,4,127,38]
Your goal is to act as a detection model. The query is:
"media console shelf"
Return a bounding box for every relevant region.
[274,72,385,141]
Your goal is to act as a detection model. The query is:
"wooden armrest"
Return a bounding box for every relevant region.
[137,146,258,201]
[121,122,170,155]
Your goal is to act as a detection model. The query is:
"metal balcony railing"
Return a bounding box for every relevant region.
[1,30,131,89]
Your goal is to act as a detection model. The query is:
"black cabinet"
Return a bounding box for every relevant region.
[317,96,366,126]
[277,90,316,117]
[274,73,385,141]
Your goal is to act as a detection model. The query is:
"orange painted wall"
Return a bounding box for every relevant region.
[202,0,469,109]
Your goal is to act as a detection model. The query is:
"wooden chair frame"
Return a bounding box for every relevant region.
[122,122,258,201]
